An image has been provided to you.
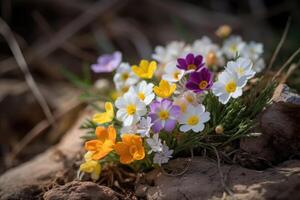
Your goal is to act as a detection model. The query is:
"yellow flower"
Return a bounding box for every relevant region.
[79,151,101,181]
[92,102,114,124]
[132,60,157,79]
[153,80,176,98]
[85,125,116,160]
[215,25,232,38]
[114,134,145,164]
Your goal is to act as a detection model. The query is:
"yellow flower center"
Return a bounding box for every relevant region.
[230,44,237,53]
[185,95,194,103]
[187,64,196,70]
[173,71,181,80]
[159,110,169,120]
[187,115,199,125]
[198,80,208,90]
[138,92,145,100]
[206,52,217,66]
[235,67,244,76]
[225,81,237,93]
[122,86,129,93]
[126,104,136,115]
[121,72,129,80]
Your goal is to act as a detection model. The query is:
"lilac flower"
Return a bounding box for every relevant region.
[177,53,204,71]
[148,99,180,133]
[186,67,213,93]
[91,51,122,73]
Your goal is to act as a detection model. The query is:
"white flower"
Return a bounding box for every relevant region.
[115,92,147,126]
[136,117,153,137]
[192,36,225,67]
[253,58,265,73]
[146,134,163,154]
[128,81,155,105]
[162,61,185,82]
[179,104,210,133]
[241,41,263,61]
[120,124,138,135]
[152,41,188,64]
[153,144,173,166]
[113,62,139,91]
[212,70,247,104]
[222,36,246,59]
[226,57,255,80]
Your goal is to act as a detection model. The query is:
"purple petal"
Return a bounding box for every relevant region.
[150,100,160,113]
[194,55,203,65]
[169,105,181,118]
[161,99,172,110]
[152,121,163,133]
[189,71,201,84]
[177,58,187,69]
[186,81,200,90]
[148,113,158,122]
[186,53,195,65]
[164,119,176,132]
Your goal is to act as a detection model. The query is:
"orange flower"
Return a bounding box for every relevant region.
[114,134,145,164]
[85,125,116,160]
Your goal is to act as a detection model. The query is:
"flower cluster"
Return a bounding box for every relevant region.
[79,30,264,181]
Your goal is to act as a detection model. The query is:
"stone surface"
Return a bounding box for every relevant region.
[141,157,300,200]
[0,111,90,200]
[240,102,300,166]
[43,181,119,200]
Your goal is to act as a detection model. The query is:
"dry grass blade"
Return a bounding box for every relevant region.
[274,47,300,80]
[0,17,55,125]
[280,63,298,83]
[267,17,291,71]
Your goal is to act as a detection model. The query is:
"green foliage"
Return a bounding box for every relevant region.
[80,119,97,140]
[60,64,92,89]
[173,79,276,155]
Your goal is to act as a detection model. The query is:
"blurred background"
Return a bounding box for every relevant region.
[0,0,299,175]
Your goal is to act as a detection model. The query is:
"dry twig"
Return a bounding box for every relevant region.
[0,0,126,74]
[267,17,291,71]
[0,17,55,125]
[9,100,83,162]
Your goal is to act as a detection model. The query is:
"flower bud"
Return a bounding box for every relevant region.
[206,51,218,67]
[216,25,232,38]
[215,125,224,134]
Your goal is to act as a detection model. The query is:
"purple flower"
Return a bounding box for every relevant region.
[177,53,204,71]
[91,51,122,73]
[186,67,213,93]
[148,99,180,133]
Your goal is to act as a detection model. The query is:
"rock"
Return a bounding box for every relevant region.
[141,157,300,200]
[272,84,300,104]
[0,111,91,200]
[240,102,300,167]
[43,181,119,200]
[240,85,300,168]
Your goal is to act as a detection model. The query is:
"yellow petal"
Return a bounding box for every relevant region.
[114,142,133,164]
[84,151,94,161]
[80,160,101,181]
[92,102,114,124]
[105,102,114,117]
[140,60,149,70]
[107,125,116,143]
[95,126,108,142]
[85,140,102,152]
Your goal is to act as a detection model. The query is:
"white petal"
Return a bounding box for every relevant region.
[219,93,231,104]
[232,88,243,98]
[200,112,210,123]
[179,125,191,133]
[192,123,204,132]
[124,115,134,126]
